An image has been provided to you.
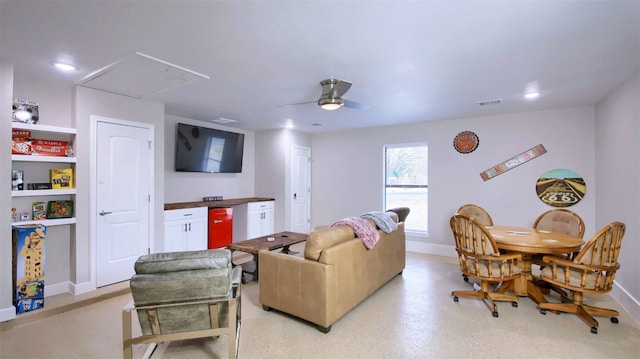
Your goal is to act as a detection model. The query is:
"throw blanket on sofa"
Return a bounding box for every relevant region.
[360,211,398,234]
[331,217,380,249]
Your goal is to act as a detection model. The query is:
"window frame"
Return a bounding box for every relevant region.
[383,142,428,235]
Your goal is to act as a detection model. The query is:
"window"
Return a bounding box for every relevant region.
[384,143,428,233]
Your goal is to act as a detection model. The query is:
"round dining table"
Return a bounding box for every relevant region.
[486,225,584,304]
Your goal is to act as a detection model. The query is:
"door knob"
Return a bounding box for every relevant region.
[99,210,112,216]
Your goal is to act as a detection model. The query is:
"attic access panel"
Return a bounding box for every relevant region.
[77,52,209,98]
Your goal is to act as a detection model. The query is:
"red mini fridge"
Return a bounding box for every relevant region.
[208,207,233,249]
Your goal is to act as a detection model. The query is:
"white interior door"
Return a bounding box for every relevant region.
[96,120,152,287]
[290,145,311,233]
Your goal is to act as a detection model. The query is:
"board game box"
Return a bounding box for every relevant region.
[12,224,46,314]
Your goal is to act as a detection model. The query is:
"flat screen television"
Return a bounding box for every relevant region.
[175,123,245,173]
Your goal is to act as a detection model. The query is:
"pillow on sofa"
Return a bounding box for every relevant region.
[304,225,355,261]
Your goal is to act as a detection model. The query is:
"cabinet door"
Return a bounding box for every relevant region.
[262,208,275,235]
[247,209,265,239]
[164,220,187,252]
[186,215,208,251]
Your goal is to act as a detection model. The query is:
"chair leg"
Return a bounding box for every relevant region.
[452,281,516,317]
[582,304,619,319]
[122,308,132,359]
[538,291,619,333]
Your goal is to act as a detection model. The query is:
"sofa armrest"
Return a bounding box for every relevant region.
[258,250,336,328]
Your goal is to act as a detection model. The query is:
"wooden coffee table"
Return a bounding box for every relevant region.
[227,231,307,281]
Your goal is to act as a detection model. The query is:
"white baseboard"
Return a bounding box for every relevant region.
[406,240,456,258]
[45,281,72,297]
[0,306,16,322]
[70,281,96,296]
[611,282,640,326]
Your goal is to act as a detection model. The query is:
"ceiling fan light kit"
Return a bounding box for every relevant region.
[282,78,370,111]
[318,97,343,110]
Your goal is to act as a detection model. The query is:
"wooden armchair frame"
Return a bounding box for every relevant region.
[455,204,494,226]
[450,214,521,317]
[538,221,625,334]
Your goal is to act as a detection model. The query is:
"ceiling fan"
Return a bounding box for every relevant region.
[283,79,371,111]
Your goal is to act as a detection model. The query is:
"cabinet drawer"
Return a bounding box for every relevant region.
[164,206,207,221]
[247,201,274,211]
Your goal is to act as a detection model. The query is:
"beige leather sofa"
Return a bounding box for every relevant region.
[258,208,409,333]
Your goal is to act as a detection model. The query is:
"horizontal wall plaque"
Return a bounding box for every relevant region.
[480,144,547,181]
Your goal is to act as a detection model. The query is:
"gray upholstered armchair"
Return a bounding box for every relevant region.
[122,249,242,359]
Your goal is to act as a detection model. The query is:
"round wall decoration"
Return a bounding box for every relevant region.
[453,131,479,154]
[536,168,586,207]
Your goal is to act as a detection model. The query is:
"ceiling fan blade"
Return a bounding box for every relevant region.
[278,100,316,107]
[343,99,371,110]
[333,80,352,98]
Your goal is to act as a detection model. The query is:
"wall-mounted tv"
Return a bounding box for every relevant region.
[175,123,245,173]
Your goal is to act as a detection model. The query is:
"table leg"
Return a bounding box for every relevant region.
[513,253,533,296]
[230,249,259,282]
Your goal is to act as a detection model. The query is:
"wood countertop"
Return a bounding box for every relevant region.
[164,197,274,211]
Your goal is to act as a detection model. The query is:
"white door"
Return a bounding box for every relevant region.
[96,120,152,287]
[290,146,311,233]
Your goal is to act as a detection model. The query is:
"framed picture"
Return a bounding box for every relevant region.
[536,169,586,207]
[46,200,73,219]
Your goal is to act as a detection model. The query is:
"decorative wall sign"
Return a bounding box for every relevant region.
[453,131,479,154]
[536,169,585,207]
[480,144,547,181]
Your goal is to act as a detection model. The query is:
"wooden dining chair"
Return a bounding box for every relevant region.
[531,208,585,268]
[450,214,521,317]
[454,204,495,283]
[455,204,494,226]
[538,221,625,334]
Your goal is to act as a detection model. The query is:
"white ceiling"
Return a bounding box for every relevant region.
[1,1,638,134]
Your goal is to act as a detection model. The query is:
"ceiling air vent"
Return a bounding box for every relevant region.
[211,117,238,124]
[478,99,502,106]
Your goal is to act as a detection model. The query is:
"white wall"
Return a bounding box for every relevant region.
[163,114,255,203]
[255,129,312,232]
[311,106,596,248]
[0,61,15,321]
[73,86,165,293]
[595,71,639,323]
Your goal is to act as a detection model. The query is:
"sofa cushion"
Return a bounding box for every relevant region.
[134,249,230,274]
[304,225,355,261]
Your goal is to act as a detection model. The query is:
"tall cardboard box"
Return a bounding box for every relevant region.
[12,224,46,314]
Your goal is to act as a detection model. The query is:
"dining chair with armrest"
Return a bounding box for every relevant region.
[450,214,521,317]
[532,208,585,266]
[538,221,625,334]
[455,204,494,226]
[454,204,494,283]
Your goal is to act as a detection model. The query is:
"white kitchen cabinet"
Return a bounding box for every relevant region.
[233,201,274,241]
[163,207,208,252]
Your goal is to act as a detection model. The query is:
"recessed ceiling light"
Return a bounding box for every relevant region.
[524,92,540,100]
[53,62,77,71]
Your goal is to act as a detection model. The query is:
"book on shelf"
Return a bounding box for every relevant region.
[32,202,46,220]
[50,168,74,189]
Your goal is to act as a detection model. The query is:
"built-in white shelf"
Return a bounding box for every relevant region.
[11,122,76,134]
[12,189,76,197]
[11,154,76,163]
[11,218,76,226]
